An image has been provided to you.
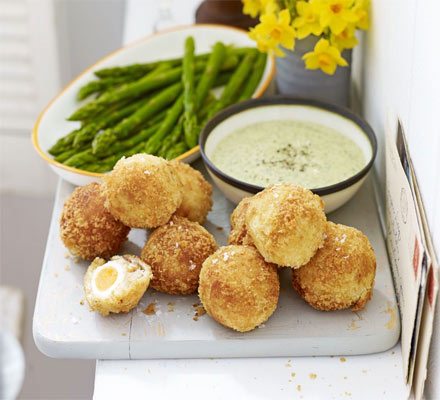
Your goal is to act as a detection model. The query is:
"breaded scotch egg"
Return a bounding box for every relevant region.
[60,182,130,260]
[227,197,254,246]
[141,216,217,294]
[170,160,213,224]
[199,245,279,332]
[103,154,182,229]
[292,222,376,311]
[84,255,152,316]
[246,184,326,268]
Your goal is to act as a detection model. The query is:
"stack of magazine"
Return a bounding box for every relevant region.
[385,115,439,399]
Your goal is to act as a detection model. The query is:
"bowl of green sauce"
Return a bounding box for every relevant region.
[199,96,377,213]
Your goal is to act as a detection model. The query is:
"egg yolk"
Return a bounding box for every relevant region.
[95,267,118,291]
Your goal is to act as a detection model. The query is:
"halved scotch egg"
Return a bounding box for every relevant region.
[84,255,152,316]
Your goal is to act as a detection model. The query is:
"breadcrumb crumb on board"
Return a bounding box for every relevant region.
[143,303,156,315]
[193,306,206,321]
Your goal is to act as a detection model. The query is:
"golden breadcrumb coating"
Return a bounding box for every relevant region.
[227,197,255,246]
[141,215,217,294]
[199,245,279,332]
[170,160,213,224]
[246,184,326,267]
[292,222,376,311]
[102,154,182,228]
[84,255,152,316]
[60,182,130,260]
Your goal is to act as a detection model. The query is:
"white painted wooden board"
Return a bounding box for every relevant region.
[33,162,400,359]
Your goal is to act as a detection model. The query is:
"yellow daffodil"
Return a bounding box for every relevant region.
[330,24,358,50]
[353,0,370,30]
[317,0,359,35]
[242,0,277,18]
[260,0,278,15]
[293,1,323,39]
[249,9,296,57]
[242,0,261,18]
[302,38,348,74]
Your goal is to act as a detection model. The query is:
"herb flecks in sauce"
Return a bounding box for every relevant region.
[210,120,366,189]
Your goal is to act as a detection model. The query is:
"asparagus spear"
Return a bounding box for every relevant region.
[54,145,88,163]
[157,119,183,157]
[169,122,184,143]
[92,81,182,155]
[77,76,132,101]
[113,83,181,138]
[113,123,159,151]
[182,37,198,150]
[157,136,173,158]
[72,95,159,148]
[73,69,232,149]
[175,74,229,150]
[206,49,258,119]
[157,84,216,157]
[79,163,102,173]
[69,63,173,121]
[165,141,188,160]
[90,105,166,157]
[185,50,258,145]
[48,129,81,156]
[144,94,184,155]
[198,95,218,122]
[213,72,233,88]
[64,148,96,168]
[65,122,161,167]
[165,73,232,154]
[83,142,147,173]
[51,66,164,157]
[88,103,166,156]
[93,47,253,78]
[238,52,267,101]
[78,62,174,102]
[68,56,238,122]
[94,57,199,79]
[195,42,226,111]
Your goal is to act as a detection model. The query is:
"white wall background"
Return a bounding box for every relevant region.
[0,0,126,197]
[0,0,60,197]
[354,0,440,396]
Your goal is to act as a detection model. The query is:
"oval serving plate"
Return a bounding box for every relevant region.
[32,24,275,187]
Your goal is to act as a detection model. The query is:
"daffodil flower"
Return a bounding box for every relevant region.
[302,38,348,75]
[317,0,359,35]
[260,0,278,15]
[293,1,324,39]
[330,24,358,50]
[242,0,261,18]
[353,0,370,30]
[249,9,296,57]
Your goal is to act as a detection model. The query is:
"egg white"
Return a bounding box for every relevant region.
[91,260,127,299]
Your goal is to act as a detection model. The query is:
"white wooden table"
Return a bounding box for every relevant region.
[75,1,408,397]
[94,344,408,399]
[91,175,409,399]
